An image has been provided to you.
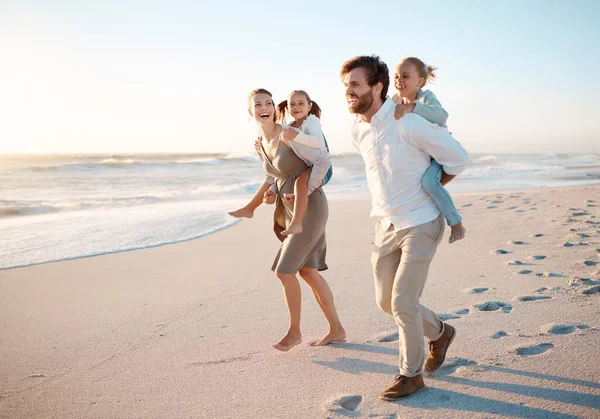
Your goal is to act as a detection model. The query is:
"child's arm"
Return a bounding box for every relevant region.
[412,90,448,127]
[288,142,331,195]
[288,115,325,149]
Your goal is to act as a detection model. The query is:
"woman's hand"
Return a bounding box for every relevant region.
[263,190,276,205]
[394,102,416,120]
[280,127,299,144]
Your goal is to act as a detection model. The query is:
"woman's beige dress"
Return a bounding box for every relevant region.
[261,141,328,274]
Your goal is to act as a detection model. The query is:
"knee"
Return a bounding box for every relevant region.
[376,296,393,315]
[298,267,317,284]
[391,297,419,322]
[421,171,439,194]
[275,272,294,283]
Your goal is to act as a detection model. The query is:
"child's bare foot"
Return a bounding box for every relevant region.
[228,207,254,218]
[449,222,466,244]
[310,327,346,347]
[273,330,302,352]
[282,222,303,236]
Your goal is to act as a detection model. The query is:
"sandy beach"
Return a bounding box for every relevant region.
[1,185,600,418]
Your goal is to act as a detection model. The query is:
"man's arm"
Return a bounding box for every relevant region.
[404,114,468,176]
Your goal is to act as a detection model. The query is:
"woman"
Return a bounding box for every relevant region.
[229,88,345,351]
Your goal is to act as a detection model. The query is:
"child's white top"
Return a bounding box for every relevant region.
[290,115,327,150]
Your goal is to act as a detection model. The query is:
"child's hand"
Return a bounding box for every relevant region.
[254,137,261,156]
[263,190,276,205]
[280,127,299,144]
[394,102,416,120]
[392,93,402,104]
[283,193,295,205]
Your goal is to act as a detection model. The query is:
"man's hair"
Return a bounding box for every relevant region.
[340,55,389,101]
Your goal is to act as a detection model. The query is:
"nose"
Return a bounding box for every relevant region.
[345,85,353,96]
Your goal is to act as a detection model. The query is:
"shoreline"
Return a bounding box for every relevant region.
[5,183,600,271]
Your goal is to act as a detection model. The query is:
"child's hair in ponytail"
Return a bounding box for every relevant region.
[276,90,322,124]
[400,57,438,87]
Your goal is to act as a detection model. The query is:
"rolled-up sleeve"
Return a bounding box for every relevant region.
[292,115,325,149]
[406,114,468,175]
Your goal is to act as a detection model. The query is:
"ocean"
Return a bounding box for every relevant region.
[1,152,599,270]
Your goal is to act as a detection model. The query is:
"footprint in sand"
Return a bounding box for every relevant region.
[535,287,548,292]
[540,323,577,335]
[455,308,470,315]
[533,233,544,237]
[567,277,592,286]
[515,343,554,356]
[474,301,512,312]
[514,295,552,302]
[582,286,600,295]
[583,260,599,267]
[578,233,591,238]
[491,200,504,204]
[536,272,565,278]
[487,205,498,209]
[321,394,362,415]
[531,255,547,260]
[507,206,518,210]
[492,331,508,339]
[507,260,524,266]
[462,203,473,207]
[438,313,461,320]
[508,240,528,245]
[493,249,511,255]
[517,269,533,275]
[515,210,526,213]
[464,287,489,294]
[376,332,399,342]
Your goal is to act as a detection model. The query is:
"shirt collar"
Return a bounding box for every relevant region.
[372,97,394,123]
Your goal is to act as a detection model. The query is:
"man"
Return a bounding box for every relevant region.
[340,55,468,400]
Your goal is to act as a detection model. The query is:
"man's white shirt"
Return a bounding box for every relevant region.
[351,98,469,232]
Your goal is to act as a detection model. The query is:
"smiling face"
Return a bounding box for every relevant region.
[288,92,312,122]
[343,67,379,116]
[394,61,424,99]
[249,92,276,125]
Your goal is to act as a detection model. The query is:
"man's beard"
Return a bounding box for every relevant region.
[348,89,374,115]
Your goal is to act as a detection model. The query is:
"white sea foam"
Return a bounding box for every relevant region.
[1,152,599,269]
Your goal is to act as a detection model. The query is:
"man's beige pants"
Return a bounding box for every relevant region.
[372,214,445,377]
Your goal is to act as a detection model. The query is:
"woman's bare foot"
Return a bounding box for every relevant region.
[310,328,346,347]
[272,330,302,352]
[449,222,466,244]
[228,207,254,218]
[282,222,303,236]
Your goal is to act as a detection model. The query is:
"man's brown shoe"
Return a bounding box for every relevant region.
[379,375,425,401]
[424,323,456,373]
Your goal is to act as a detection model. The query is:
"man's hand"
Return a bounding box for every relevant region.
[280,127,299,144]
[263,190,276,205]
[282,193,295,205]
[394,102,416,120]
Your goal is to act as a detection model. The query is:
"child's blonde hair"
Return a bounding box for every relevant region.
[400,57,438,87]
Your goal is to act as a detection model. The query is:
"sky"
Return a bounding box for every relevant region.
[1,0,599,155]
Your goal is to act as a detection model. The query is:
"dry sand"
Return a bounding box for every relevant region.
[1,185,600,418]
